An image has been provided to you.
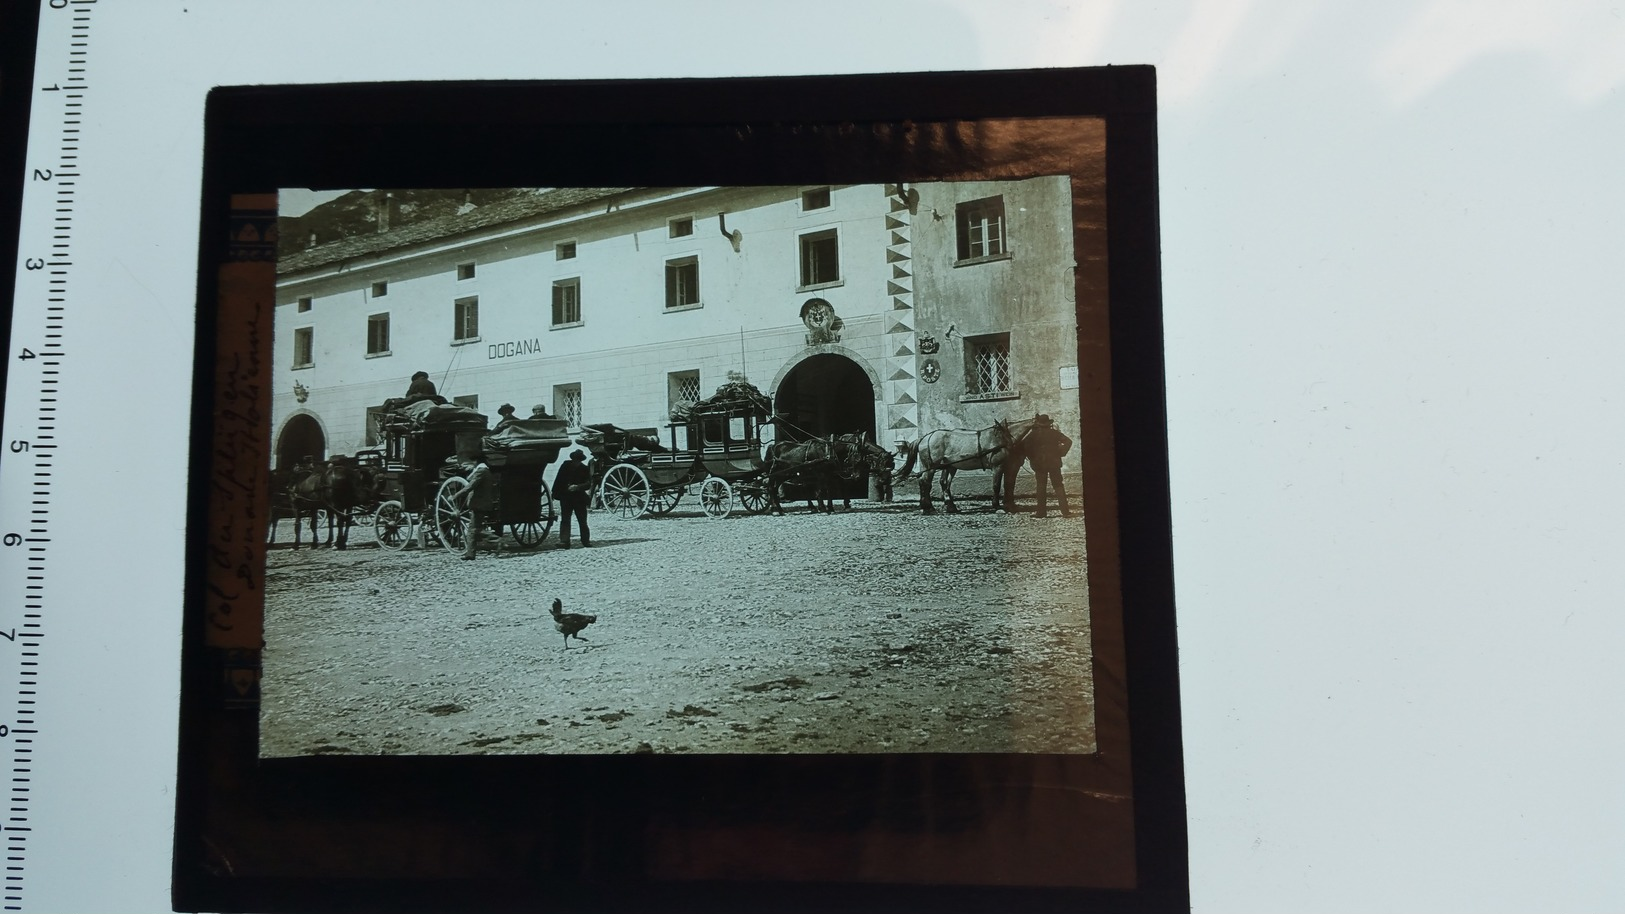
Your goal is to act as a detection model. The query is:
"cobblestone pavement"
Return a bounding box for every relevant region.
[260,496,1094,757]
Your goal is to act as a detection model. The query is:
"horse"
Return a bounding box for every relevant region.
[764,438,839,514]
[288,456,376,549]
[831,432,896,507]
[268,463,326,546]
[892,416,1041,514]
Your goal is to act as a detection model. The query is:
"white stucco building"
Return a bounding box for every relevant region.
[272,180,1090,490]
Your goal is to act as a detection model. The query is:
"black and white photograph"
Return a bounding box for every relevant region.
[262,159,1108,757]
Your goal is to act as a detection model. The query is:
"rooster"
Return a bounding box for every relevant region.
[550,598,597,650]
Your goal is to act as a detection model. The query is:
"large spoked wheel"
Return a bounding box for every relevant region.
[509,481,556,548]
[373,500,414,550]
[699,476,734,519]
[599,463,652,519]
[433,476,472,553]
[737,482,771,516]
[648,486,682,515]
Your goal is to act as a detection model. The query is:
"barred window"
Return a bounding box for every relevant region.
[554,383,582,428]
[366,313,390,356]
[552,278,581,327]
[965,332,1013,396]
[668,370,701,414]
[292,326,314,369]
[956,196,1006,261]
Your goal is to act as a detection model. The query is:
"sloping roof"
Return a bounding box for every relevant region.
[278,187,643,275]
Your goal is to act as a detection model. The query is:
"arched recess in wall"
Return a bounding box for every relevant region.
[274,410,328,469]
[770,348,879,440]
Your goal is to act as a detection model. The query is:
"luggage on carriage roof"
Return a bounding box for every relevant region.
[671,376,771,422]
[393,399,488,431]
[482,416,572,466]
[581,422,665,454]
[487,415,569,441]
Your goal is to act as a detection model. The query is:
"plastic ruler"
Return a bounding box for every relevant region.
[0,2,99,909]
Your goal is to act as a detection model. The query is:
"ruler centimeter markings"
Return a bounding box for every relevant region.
[2,2,97,909]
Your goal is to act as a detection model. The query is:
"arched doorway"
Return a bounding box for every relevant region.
[773,353,877,500]
[275,413,326,470]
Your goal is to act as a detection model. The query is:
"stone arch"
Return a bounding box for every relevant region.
[274,410,329,469]
[768,344,881,400]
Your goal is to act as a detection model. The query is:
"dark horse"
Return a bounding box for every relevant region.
[892,416,1041,514]
[765,438,839,514]
[831,432,896,507]
[268,463,324,546]
[287,456,375,549]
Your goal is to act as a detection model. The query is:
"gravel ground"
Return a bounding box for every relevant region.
[260,494,1094,757]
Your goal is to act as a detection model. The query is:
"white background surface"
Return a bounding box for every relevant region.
[4,1,1623,911]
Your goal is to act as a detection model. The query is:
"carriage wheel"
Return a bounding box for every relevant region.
[372,500,414,551]
[648,486,682,515]
[509,480,556,548]
[433,476,472,553]
[699,477,734,519]
[599,463,652,519]
[737,482,771,515]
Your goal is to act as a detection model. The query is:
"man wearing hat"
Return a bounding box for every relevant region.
[454,451,496,560]
[530,403,554,419]
[383,371,441,412]
[552,448,592,549]
[492,403,519,433]
[1024,414,1073,518]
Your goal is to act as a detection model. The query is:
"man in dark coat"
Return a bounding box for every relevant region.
[456,452,495,560]
[553,449,592,548]
[383,371,441,412]
[492,403,519,433]
[1025,414,1073,518]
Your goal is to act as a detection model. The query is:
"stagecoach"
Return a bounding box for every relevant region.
[593,385,775,520]
[368,401,571,552]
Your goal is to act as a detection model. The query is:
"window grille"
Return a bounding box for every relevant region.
[555,384,583,428]
[669,370,701,414]
[967,334,1013,395]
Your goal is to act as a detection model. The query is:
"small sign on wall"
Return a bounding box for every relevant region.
[1059,366,1079,390]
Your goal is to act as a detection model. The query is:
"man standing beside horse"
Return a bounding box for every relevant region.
[1025,414,1073,518]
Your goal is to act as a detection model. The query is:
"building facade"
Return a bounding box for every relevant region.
[272,180,1085,482]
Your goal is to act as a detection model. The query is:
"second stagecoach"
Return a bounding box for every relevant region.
[589,382,775,520]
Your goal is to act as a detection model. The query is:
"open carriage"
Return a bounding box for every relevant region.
[367,400,571,552]
[593,383,774,520]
